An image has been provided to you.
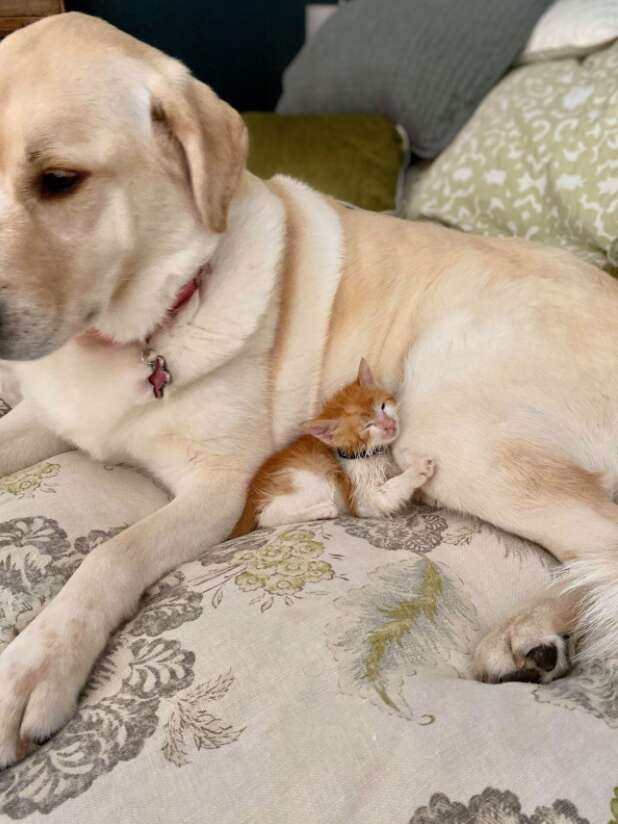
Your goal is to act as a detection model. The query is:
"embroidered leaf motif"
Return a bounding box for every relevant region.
[0,463,61,499]
[338,507,449,553]
[533,658,618,728]
[609,787,618,824]
[195,525,337,613]
[125,638,194,700]
[409,787,589,824]
[162,703,189,767]
[442,524,478,546]
[365,562,442,710]
[162,671,245,767]
[211,587,223,609]
[329,558,478,718]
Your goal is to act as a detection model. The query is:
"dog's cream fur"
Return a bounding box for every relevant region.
[0,12,616,766]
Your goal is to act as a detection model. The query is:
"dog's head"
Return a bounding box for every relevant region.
[0,12,248,359]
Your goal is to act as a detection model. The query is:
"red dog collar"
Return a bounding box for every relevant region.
[80,262,210,399]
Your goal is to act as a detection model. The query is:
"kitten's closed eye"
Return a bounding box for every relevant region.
[380,403,386,411]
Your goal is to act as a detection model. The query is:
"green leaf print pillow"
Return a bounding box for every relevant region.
[405,42,618,275]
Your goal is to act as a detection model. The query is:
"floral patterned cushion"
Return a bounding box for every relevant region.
[0,420,616,823]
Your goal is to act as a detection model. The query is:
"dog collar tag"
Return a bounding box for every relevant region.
[142,266,207,398]
[82,265,207,400]
[144,350,171,399]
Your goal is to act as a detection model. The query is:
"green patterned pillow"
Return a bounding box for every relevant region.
[405,42,618,274]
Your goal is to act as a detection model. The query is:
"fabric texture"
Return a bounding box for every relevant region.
[0,391,616,823]
[277,0,552,159]
[243,113,407,212]
[520,0,618,64]
[405,42,618,275]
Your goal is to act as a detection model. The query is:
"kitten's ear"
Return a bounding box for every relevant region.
[357,358,375,387]
[303,418,338,444]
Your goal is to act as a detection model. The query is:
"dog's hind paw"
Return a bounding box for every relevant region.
[474,624,574,685]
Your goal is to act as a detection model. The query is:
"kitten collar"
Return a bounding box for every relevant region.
[337,446,386,460]
[79,262,211,399]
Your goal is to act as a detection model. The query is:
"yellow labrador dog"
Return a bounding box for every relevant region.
[0,12,616,767]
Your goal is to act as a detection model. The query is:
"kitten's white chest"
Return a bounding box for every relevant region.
[340,452,398,512]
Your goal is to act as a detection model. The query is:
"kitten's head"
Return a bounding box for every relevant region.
[304,359,398,455]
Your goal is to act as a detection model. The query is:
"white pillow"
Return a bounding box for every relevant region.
[520,0,618,62]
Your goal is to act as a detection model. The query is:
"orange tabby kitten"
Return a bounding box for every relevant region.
[231,359,434,537]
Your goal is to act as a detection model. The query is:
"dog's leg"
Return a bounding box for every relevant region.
[396,430,618,682]
[0,401,69,476]
[473,583,579,684]
[468,460,618,682]
[0,472,245,768]
[470,473,618,683]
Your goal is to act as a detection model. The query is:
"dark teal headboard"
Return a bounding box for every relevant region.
[65,0,320,111]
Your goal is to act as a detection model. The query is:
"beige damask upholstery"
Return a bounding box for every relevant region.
[0,437,615,823]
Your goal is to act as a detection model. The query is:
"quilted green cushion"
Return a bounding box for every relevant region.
[243,113,407,212]
[405,42,618,275]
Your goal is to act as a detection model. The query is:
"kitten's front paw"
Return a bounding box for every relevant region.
[396,448,434,473]
[400,454,435,488]
[416,456,434,479]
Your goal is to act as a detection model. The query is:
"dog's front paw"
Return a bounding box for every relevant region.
[0,602,104,768]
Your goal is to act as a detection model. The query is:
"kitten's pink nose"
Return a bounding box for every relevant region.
[379,414,397,434]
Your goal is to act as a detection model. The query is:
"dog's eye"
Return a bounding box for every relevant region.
[39,170,84,198]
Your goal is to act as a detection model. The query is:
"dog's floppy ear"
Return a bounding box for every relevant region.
[151,72,248,234]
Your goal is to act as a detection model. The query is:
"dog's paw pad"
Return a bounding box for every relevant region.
[528,642,558,672]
